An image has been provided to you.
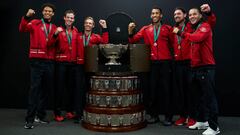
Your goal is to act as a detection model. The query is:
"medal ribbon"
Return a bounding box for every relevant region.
[83,33,91,46]
[177,23,186,44]
[65,29,72,45]
[154,24,161,43]
[41,18,52,39]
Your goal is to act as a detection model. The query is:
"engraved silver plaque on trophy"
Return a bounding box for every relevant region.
[116,80,121,89]
[106,96,111,106]
[117,96,122,106]
[104,80,109,89]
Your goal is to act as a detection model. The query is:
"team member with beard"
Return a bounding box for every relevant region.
[128,7,174,126]
[19,3,57,129]
[173,7,220,135]
[172,4,216,127]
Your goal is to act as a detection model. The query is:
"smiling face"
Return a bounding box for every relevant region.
[174,9,186,24]
[151,8,162,24]
[188,8,202,25]
[84,17,94,32]
[64,13,75,27]
[42,6,54,20]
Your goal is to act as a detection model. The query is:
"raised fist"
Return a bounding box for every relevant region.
[55,27,63,35]
[99,19,107,28]
[200,4,211,13]
[128,22,136,35]
[26,9,35,17]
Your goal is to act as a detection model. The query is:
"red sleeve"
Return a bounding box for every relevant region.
[128,26,147,43]
[182,23,211,43]
[19,17,34,32]
[206,13,216,29]
[47,34,58,47]
[76,33,84,64]
[167,26,175,49]
[101,32,109,44]
[94,32,109,44]
[45,25,58,47]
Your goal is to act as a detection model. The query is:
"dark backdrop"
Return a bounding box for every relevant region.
[1,0,239,116]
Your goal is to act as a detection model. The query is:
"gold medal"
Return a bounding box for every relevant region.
[154,42,157,46]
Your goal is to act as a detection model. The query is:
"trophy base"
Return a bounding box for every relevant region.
[82,121,146,132]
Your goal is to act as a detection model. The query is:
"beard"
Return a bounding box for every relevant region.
[175,19,185,26]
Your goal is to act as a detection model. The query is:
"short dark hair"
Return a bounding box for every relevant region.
[175,7,186,14]
[189,7,202,14]
[152,6,163,14]
[64,9,75,16]
[41,3,56,12]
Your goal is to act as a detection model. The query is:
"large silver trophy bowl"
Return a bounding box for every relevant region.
[99,44,128,65]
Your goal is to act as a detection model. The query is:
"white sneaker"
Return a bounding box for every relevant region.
[202,127,220,135]
[189,121,209,130]
[34,116,49,124]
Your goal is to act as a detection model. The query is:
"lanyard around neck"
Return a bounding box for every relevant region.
[154,24,161,42]
[83,33,91,46]
[41,18,52,38]
[196,23,202,30]
[65,29,72,45]
[177,23,186,44]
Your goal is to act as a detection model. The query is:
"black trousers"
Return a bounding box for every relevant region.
[174,60,192,118]
[74,64,86,118]
[191,67,219,130]
[135,72,150,113]
[148,60,173,119]
[26,59,55,122]
[54,62,76,116]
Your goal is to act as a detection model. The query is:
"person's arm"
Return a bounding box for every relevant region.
[168,26,175,49]
[19,9,35,32]
[76,33,84,64]
[100,28,109,44]
[97,19,109,44]
[181,24,211,43]
[47,27,63,46]
[201,4,216,29]
[128,24,146,43]
[206,13,216,29]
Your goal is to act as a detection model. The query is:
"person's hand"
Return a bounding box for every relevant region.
[128,22,136,35]
[99,19,107,28]
[26,9,35,17]
[173,27,180,34]
[55,27,63,35]
[201,4,211,13]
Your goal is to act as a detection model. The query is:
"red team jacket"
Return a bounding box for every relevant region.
[19,17,57,60]
[76,31,109,64]
[48,26,79,63]
[129,24,173,60]
[173,13,216,61]
[180,22,215,67]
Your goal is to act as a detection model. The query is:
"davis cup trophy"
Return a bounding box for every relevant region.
[99,44,128,65]
[82,12,148,132]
